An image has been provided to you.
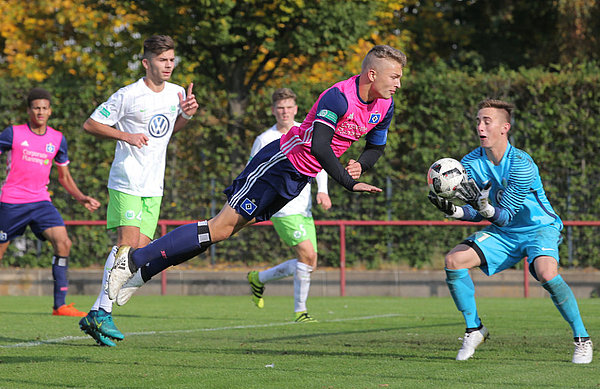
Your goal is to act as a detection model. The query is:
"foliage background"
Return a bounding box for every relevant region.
[0,0,599,269]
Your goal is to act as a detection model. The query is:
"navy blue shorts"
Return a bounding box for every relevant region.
[224,139,310,222]
[0,201,65,242]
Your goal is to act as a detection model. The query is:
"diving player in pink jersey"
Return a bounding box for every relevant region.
[106,45,407,318]
[0,88,101,316]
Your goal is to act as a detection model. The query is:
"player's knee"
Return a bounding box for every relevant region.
[536,268,559,283]
[208,225,233,242]
[444,252,470,270]
[532,256,559,283]
[306,253,318,269]
[55,236,72,254]
[298,247,317,268]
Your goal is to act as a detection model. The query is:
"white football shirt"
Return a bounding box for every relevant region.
[90,78,185,196]
[249,123,328,218]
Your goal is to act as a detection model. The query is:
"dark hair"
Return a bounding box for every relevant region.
[478,99,515,122]
[143,35,175,59]
[271,88,297,106]
[362,45,407,71]
[27,88,52,107]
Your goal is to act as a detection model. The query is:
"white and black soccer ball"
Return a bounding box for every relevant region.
[427,158,467,199]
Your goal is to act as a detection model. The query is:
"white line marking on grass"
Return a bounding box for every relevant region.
[0,314,401,349]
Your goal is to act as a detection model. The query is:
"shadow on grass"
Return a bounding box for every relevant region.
[248,321,460,343]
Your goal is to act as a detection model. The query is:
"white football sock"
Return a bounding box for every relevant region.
[91,246,117,313]
[294,261,312,313]
[259,259,297,283]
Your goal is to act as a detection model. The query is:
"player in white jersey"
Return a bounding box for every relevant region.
[246,88,331,323]
[428,99,592,363]
[79,35,198,347]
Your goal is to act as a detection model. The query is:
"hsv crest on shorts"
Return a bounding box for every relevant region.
[241,198,257,215]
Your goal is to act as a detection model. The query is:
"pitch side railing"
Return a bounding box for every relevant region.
[65,219,600,297]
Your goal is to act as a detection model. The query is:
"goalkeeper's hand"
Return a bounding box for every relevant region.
[428,191,464,218]
[455,179,494,218]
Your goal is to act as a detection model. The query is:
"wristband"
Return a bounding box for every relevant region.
[181,112,193,120]
[478,203,495,218]
[447,206,464,219]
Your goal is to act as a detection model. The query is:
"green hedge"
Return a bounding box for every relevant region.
[1,62,599,269]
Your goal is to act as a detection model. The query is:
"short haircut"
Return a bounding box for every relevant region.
[143,35,175,60]
[27,88,52,107]
[361,45,407,72]
[271,88,297,106]
[478,99,515,122]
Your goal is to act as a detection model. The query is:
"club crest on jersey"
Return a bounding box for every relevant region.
[241,198,257,215]
[368,113,381,124]
[45,143,55,153]
[148,114,170,138]
[0,230,7,242]
[495,189,504,204]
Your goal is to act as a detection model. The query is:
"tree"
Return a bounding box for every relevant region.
[0,0,144,83]
[392,0,599,70]
[134,0,376,123]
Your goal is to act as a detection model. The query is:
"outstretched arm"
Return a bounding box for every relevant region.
[310,122,381,193]
[56,165,101,212]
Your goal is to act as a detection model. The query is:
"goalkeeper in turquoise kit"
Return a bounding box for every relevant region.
[428,99,592,363]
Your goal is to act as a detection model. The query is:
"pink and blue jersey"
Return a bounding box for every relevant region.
[224,74,394,221]
[281,75,394,177]
[0,124,69,204]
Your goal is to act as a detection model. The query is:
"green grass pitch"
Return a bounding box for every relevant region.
[1,295,598,388]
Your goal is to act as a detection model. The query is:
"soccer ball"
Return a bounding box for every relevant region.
[427,158,467,199]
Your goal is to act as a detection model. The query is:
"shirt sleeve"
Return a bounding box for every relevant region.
[314,87,348,129]
[90,88,126,126]
[54,135,70,166]
[0,126,13,154]
[364,100,393,146]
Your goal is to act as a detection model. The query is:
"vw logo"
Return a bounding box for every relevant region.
[148,114,170,138]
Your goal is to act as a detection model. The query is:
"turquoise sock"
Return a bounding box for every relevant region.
[542,274,589,338]
[445,268,481,329]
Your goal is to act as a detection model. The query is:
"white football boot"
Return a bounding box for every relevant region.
[107,246,135,300]
[456,325,489,361]
[116,268,145,306]
[572,339,593,364]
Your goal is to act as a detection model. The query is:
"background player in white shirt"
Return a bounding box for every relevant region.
[246,88,331,322]
[79,35,198,347]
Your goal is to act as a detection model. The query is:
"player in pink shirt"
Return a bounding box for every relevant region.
[0,88,101,316]
[105,45,407,312]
